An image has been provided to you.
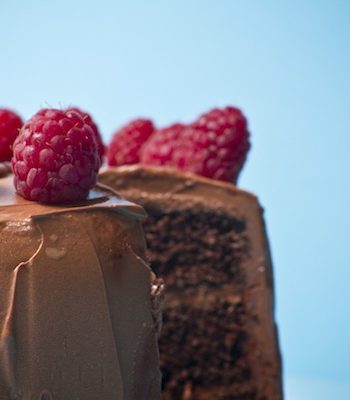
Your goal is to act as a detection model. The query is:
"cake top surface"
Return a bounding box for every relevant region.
[100,165,259,213]
[0,175,146,222]
[101,165,256,195]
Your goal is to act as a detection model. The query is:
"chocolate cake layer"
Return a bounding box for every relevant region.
[142,204,248,290]
[0,175,162,400]
[0,162,11,178]
[99,165,283,400]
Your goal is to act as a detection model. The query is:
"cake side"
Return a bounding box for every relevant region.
[0,175,162,400]
[99,165,283,400]
[0,162,11,178]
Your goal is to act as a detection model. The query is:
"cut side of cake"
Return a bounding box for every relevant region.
[99,165,283,400]
[0,162,11,178]
[0,174,162,400]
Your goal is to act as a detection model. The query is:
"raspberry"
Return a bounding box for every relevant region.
[12,108,101,203]
[140,124,186,166]
[0,109,23,162]
[107,119,155,166]
[187,106,250,182]
[141,107,250,183]
[66,107,105,162]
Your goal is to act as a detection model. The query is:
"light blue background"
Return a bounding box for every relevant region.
[1,1,350,398]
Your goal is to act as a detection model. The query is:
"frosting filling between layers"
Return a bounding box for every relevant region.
[0,176,162,400]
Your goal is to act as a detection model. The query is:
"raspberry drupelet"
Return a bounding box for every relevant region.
[0,108,23,162]
[12,108,101,204]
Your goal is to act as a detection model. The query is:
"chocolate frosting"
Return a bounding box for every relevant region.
[0,176,162,399]
[98,165,258,214]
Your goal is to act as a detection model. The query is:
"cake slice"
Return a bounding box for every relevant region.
[99,165,283,400]
[0,174,162,400]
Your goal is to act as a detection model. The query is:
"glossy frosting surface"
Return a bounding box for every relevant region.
[0,175,161,400]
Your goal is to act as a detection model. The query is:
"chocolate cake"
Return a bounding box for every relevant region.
[0,162,11,178]
[0,174,163,399]
[99,165,283,400]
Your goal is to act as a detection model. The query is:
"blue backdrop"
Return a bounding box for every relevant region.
[2,1,350,398]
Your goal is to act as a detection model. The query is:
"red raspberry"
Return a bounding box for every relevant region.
[66,107,105,162]
[107,119,155,166]
[12,108,101,203]
[186,106,250,182]
[141,107,250,183]
[0,109,23,162]
[140,124,186,166]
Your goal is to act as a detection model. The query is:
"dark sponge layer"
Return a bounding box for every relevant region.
[160,300,258,400]
[140,203,260,399]
[144,204,249,291]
